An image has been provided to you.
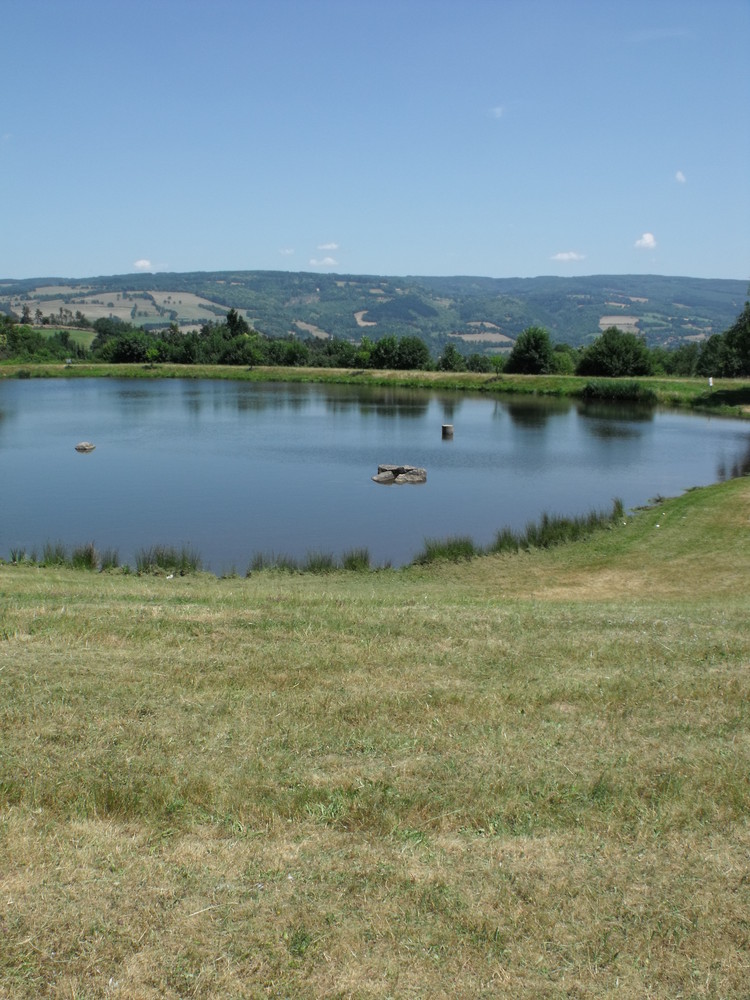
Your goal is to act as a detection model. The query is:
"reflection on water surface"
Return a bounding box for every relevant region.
[0,379,748,570]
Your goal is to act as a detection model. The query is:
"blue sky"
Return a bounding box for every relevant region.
[2,0,748,281]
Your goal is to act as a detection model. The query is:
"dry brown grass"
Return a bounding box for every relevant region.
[1,478,748,998]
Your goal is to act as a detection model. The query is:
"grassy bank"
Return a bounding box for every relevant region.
[2,360,750,417]
[1,477,748,998]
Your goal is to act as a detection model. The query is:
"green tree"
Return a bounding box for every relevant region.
[576,327,653,377]
[395,335,431,370]
[550,343,577,375]
[226,308,250,337]
[437,343,466,372]
[722,302,750,375]
[662,342,700,377]
[355,336,374,368]
[103,331,152,363]
[466,353,493,373]
[0,313,11,353]
[505,326,554,374]
[370,335,399,369]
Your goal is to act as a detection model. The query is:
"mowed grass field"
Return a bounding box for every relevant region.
[1,477,748,998]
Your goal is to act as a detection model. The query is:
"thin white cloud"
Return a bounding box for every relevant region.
[490,106,504,119]
[317,242,339,251]
[675,170,687,183]
[551,251,586,262]
[635,232,657,250]
[133,258,153,270]
[279,248,295,256]
[309,256,337,267]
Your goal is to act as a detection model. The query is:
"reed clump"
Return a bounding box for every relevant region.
[99,547,120,571]
[134,544,202,575]
[248,546,374,574]
[499,498,626,553]
[341,547,372,571]
[42,540,68,566]
[412,535,478,564]
[70,541,99,570]
[413,500,626,564]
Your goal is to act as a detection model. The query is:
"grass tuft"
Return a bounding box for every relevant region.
[412,535,478,564]
[99,547,120,571]
[42,540,68,566]
[70,541,99,570]
[247,551,300,573]
[341,547,372,571]
[135,544,203,575]
[302,550,338,573]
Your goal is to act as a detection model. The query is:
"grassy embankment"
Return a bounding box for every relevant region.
[2,360,750,417]
[1,476,749,998]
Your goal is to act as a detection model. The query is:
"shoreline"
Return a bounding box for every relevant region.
[2,361,750,418]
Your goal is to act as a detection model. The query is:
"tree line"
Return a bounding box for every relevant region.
[2,303,749,377]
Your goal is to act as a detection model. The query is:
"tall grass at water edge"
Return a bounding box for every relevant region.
[248,547,373,574]
[134,544,202,575]
[413,499,626,564]
[8,541,102,570]
[4,503,628,575]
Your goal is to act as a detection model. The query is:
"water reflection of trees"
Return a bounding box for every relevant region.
[178,383,313,416]
[717,435,750,480]
[0,406,14,441]
[174,382,435,419]
[441,397,462,421]
[325,388,431,418]
[504,397,571,429]
[576,401,656,441]
[113,386,163,417]
[577,401,656,423]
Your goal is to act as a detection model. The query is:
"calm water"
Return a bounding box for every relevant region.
[1,378,748,570]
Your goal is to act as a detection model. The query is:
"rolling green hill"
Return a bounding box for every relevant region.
[1,270,746,352]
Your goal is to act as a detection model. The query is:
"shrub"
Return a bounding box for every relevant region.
[579,380,657,404]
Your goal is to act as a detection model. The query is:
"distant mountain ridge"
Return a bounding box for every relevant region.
[1,270,746,352]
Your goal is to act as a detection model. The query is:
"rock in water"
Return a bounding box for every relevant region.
[372,464,426,484]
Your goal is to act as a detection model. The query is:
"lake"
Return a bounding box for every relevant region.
[1,378,748,571]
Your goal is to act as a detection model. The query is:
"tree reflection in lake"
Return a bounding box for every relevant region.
[1,378,748,570]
